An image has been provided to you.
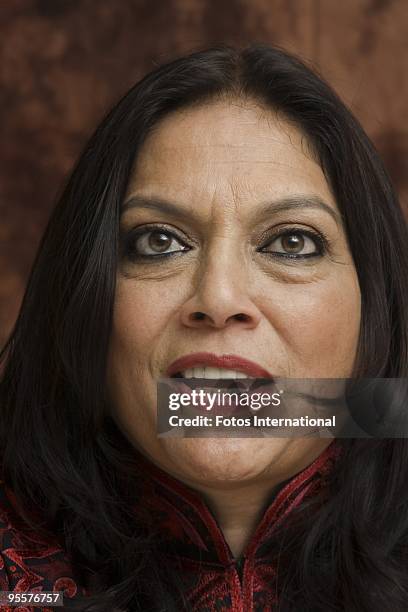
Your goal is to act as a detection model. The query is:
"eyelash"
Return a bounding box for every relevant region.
[121,224,190,262]
[258,227,328,259]
[120,224,328,263]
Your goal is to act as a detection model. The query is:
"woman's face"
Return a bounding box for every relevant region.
[107,99,361,489]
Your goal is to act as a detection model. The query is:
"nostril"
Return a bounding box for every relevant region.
[234,313,250,322]
[191,312,206,321]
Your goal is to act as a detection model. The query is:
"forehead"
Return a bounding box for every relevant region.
[126,99,335,209]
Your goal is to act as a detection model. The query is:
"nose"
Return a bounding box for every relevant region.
[179,256,262,330]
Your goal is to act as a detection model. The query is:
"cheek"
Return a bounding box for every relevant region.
[106,278,185,428]
[264,274,361,376]
[111,277,185,356]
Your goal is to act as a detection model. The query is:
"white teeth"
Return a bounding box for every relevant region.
[202,367,219,379]
[235,371,248,379]
[193,366,204,378]
[181,367,250,379]
[219,369,241,379]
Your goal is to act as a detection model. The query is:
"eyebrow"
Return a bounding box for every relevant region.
[121,194,341,226]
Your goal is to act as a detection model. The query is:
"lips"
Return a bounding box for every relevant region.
[163,353,276,417]
[166,352,274,379]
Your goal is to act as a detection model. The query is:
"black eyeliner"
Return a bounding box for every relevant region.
[258,228,329,259]
[120,224,191,263]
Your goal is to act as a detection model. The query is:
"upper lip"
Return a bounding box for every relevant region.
[166,352,273,378]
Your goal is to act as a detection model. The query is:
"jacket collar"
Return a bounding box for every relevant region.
[134,441,342,566]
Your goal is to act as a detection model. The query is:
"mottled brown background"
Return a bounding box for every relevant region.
[1,0,407,345]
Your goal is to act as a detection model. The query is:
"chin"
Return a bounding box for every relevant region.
[160,437,290,485]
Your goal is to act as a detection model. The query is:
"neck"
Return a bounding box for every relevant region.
[137,441,336,559]
[177,441,334,558]
[190,480,283,558]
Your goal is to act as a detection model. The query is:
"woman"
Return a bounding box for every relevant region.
[0,44,407,611]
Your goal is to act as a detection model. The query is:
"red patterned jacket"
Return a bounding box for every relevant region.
[0,442,341,611]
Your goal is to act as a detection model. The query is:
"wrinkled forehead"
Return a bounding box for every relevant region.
[125,99,338,219]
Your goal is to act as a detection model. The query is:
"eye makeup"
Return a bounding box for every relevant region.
[120,223,192,263]
[120,220,332,266]
[258,226,331,260]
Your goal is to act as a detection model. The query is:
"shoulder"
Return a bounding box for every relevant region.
[0,479,85,603]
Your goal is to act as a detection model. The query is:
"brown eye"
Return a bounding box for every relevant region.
[148,231,172,253]
[261,231,322,257]
[129,228,189,257]
[281,234,305,253]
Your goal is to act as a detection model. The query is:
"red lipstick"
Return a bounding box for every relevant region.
[166,352,273,378]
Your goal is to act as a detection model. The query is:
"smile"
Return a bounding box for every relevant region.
[166,352,274,380]
[178,367,250,379]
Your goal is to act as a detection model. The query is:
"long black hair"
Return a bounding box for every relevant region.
[1,44,407,611]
